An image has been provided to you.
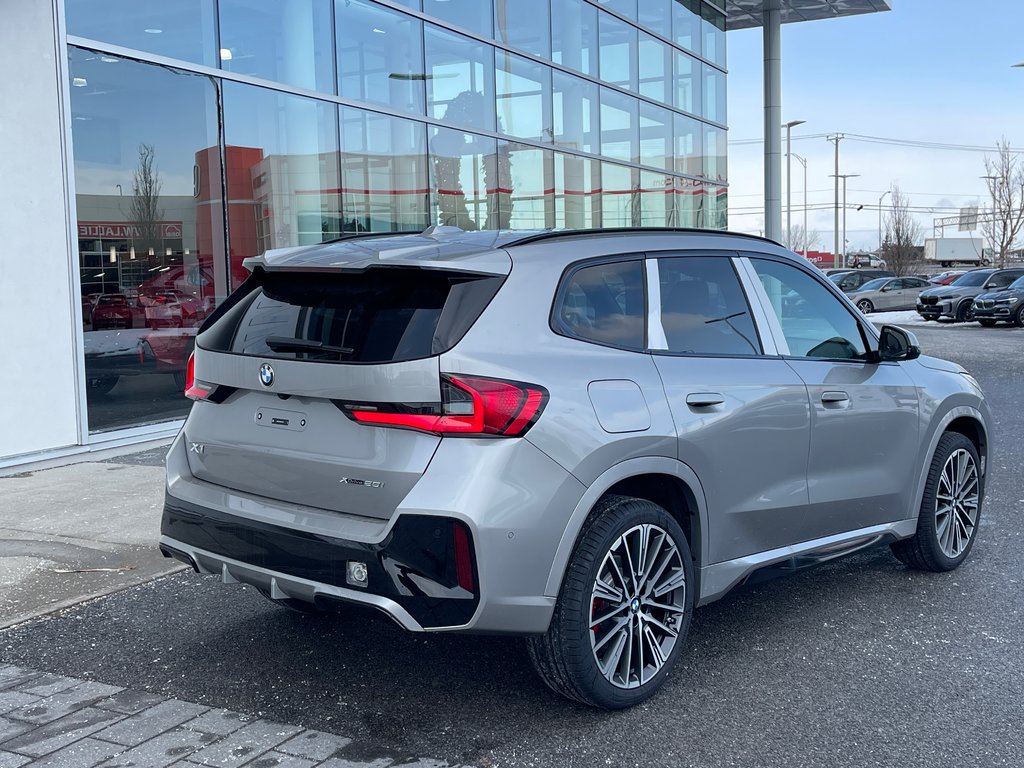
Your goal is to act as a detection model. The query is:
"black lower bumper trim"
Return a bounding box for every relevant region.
[161,495,478,628]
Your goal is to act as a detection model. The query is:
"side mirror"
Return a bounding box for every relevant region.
[877,325,921,362]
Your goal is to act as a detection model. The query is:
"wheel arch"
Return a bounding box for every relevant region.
[910,406,990,526]
[543,457,708,601]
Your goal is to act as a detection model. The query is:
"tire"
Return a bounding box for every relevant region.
[955,300,975,323]
[856,299,874,314]
[891,432,982,572]
[978,319,997,328]
[1014,304,1024,328]
[87,375,118,395]
[526,495,694,709]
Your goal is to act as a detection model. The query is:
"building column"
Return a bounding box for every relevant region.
[763,2,782,242]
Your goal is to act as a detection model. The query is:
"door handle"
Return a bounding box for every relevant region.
[820,391,850,404]
[686,392,725,407]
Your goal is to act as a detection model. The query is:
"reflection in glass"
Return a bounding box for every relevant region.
[672,0,701,56]
[501,143,554,229]
[551,0,598,76]
[340,108,430,233]
[219,0,333,92]
[496,51,553,143]
[702,4,727,66]
[705,65,727,124]
[66,0,217,66]
[600,88,639,164]
[706,184,728,229]
[675,176,704,227]
[425,25,496,133]
[638,33,671,105]
[423,0,493,38]
[494,0,551,58]
[638,0,672,33]
[598,11,637,91]
[595,0,637,20]
[554,154,600,229]
[553,72,600,155]
[68,47,224,432]
[674,113,703,178]
[674,50,701,115]
[639,171,673,226]
[640,103,672,171]
[705,125,727,182]
[336,0,425,114]
[223,82,341,264]
[429,127,500,230]
[601,162,638,227]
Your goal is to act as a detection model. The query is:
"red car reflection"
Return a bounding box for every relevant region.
[90,294,133,329]
[83,327,196,394]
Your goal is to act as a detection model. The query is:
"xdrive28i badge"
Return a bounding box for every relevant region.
[259,363,274,387]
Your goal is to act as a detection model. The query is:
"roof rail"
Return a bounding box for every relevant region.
[503,228,782,249]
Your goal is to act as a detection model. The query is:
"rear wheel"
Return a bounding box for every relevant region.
[978,319,997,328]
[86,376,118,395]
[891,432,982,572]
[1014,304,1024,328]
[955,300,975,323]
[856,299,874,314]
[527,495,693,709]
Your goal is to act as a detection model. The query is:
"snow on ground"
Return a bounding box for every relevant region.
[867,310,1022,331]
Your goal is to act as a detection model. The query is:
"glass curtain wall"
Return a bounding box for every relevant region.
[65,0,728,433]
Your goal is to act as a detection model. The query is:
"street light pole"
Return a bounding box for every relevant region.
[877,189,891,252]
[831,173,860,266]
[784,120,806,248]
[792,153,808,255]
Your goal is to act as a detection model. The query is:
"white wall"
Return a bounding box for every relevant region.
[0,0,81,459]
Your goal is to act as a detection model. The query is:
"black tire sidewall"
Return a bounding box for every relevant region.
[915,432,983,569]
[1015,304,1024,327]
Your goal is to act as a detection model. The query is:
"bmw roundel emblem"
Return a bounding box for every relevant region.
[259,363,275,387]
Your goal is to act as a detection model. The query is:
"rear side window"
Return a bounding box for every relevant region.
[553,259,646,350]
[198,268,503,363]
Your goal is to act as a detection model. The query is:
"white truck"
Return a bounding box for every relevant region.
[924,237,988,267]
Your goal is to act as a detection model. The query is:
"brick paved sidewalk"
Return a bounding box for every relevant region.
[0,665,458,768]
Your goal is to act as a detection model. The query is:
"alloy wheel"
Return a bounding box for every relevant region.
[935,448,980,559]
[589,524,686,689]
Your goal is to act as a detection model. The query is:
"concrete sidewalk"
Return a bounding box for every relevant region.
[0,448,184,630]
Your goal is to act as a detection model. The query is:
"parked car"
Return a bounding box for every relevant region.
[829,268,896,293]
[142,290,204,328]
[161,228,991,710]
[972,274,1024,327]
[849,254,887,268]
[849,276,933,313]
[929,270,969,286]
[84,327,196,394]
[916,267,1024,322]
[90,293,133,330]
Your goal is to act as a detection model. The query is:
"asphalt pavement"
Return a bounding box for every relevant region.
[2,323,1022,768]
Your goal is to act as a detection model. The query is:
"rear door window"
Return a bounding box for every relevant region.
[553,259,646,350]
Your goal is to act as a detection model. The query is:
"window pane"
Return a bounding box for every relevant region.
[639,171,672,227]
[68,48,225,432]
[423,0,493,37]
[702,3,727,66]
[672,0,701,56]
[336,0,425,114]
[640,102,672,170]
[705,184,727,229]
[704,64,726,124]
[223,83,341,260]
[659,257,761,355]
[674,113,703,177]
[496,51,553,142]
[430,127,498,230]
[674,50,701,115]
[601,162,638,227]
[220,0,333,92]
[393,0,421,8]
[556,260,646,350]
[494,0,550,58]
[554,72,600,154]
[552,0,598,76]
[600,88,639,164]
[751,259,868,360]
[66,0,216,66]
[638,33,671,104]
[340,108,429,233]
[501,143,554,229]
[425,25,496,133]
[705,124,727,182]
[554,154,600,229]
[675,177,704,227]
[638,0,672,33]
[595,0,637,20]
[599,11,637,91]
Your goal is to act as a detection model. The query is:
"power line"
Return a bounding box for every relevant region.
[728,132,1024,154]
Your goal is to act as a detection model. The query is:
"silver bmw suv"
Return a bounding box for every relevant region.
[161,227,991,709]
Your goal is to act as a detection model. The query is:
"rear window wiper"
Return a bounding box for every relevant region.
[265,336,354,356]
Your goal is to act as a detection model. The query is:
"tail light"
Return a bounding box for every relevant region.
[338,374,547,437]
[183,352,210,400]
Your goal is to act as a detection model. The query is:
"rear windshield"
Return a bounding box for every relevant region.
[198,268,503,363]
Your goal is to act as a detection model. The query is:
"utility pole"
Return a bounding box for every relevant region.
[827,134,844,268]
[831,173,859,266]
[792,153,808,256]
[784,120,805,247]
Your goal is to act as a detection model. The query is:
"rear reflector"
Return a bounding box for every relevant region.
[340,374,547,437]
[452,521,475,593]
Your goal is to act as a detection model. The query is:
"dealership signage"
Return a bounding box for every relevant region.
[78,221,183,239]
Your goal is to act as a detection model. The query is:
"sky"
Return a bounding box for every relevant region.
[725,0,1024,252]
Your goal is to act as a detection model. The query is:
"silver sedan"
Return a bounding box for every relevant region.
[850,276,933,313]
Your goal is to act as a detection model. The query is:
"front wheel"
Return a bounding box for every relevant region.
[891,432,982,572]
[856,299,874,314]
[527,495,694,709]
[1014,304,1024,328]
[955,300,975,323]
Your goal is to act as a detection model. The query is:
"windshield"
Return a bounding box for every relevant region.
[951,271,992,288]
[857,278,889,292]
[828,273,848,284]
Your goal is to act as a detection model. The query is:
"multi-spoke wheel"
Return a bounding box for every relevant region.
[892,432,983,571]
[527,495,693,709]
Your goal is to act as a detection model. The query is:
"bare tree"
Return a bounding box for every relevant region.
[880,185,922,276]
[128,144,164,256]
[784,224,821,254]
[981,138,1024,268]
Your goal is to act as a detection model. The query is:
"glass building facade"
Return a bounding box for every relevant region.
[65,0,727,434]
